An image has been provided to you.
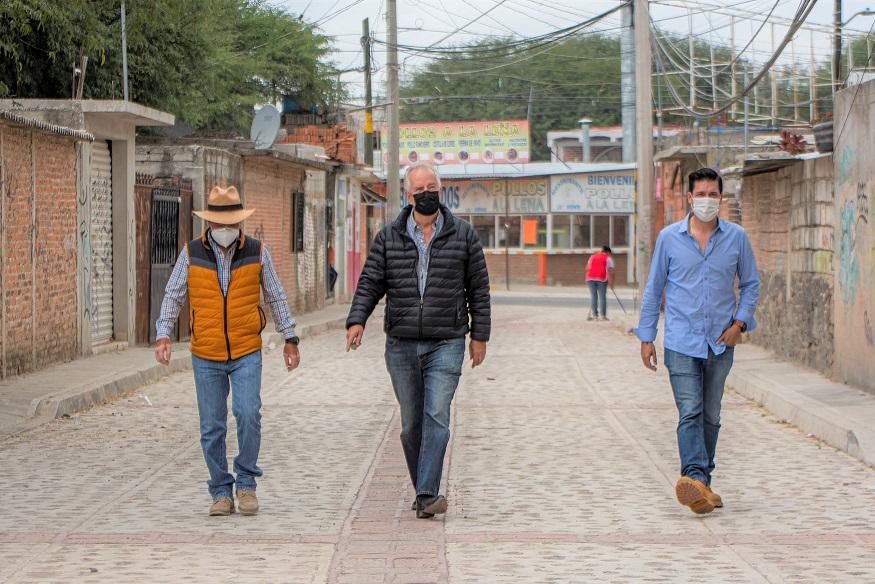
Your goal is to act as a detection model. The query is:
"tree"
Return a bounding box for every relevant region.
[0,0,341,133]
[400,35,624,161]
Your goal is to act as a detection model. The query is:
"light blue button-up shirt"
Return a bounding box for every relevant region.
[636,215,760,359]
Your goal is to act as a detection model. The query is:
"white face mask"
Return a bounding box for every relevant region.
[691,197,720,222]
[211,227,240,248]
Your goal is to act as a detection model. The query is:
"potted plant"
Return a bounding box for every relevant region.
[811,111,834,153]
[779,131,809,155]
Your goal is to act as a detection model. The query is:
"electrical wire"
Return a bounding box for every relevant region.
[651,0,819,118]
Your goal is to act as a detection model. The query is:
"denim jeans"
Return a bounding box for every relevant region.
[589,280,608,317]
[664,346,735,486]
[192,350,263,500]
[384,336,466,498]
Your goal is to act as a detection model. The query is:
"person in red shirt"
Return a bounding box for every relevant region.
[586,245,615,321]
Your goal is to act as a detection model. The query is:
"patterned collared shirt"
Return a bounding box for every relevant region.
[155,232,297,341]
[406,210,444,297]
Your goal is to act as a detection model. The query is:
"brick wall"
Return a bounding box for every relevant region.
[484,253,629,287]
[279,124,356,163]
[0,125,79,377]
[243,157,327,316]
[743,157,835,375]
[548,253,629,287]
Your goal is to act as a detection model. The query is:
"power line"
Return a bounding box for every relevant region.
[651,0,819,118]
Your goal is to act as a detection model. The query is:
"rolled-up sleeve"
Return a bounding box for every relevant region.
[260,245,297,339]
[156,247,190,341]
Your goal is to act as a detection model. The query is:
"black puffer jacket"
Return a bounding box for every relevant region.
[346,205,491,342]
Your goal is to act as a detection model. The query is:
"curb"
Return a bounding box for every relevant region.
[606,311,875,469]
[28,317,348,421]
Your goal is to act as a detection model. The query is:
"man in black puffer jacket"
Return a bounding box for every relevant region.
[346,162,491,519]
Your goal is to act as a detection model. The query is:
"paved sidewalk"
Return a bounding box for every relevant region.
[608,307,875,469]
[0,302,350,438]
[1,299,874,582]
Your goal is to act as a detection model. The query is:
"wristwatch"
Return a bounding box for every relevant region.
[733,320,747,333]
[285,336,300,345]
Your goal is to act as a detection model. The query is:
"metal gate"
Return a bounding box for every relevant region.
[90,141,114,345]
[149,188,180,342]
[135,175,193,345]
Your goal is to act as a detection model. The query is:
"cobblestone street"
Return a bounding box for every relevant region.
[2,299,874,583]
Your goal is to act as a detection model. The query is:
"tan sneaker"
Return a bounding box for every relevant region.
[675,477,715,515]
[209,496,235,517]
[705,485,723,508]
[236,489,259,516]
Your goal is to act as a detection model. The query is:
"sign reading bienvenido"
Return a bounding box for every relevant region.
[383,120,530,165]
[550,172,636,213]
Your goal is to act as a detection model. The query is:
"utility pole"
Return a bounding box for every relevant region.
[744,66,750,156]
[621,4,636,162]
[526,86,535,124]
[710,44,718,110]
[771,23,779,125]
[833,0,843,91]
[362,18,374,167]
[386,0,401,218]
[791,40,800,123]
[121,1,129,101]
[730,16,737,121]
[634,0,654,290]
[688,10,696,108]
[810,29,818,122]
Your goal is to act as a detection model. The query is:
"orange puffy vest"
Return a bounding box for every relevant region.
[188,233,265,361]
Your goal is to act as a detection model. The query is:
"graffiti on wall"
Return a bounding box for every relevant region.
[857,182,870,225]
[865,311,874,346]
[839,201,861,305]
[838,146,856,185]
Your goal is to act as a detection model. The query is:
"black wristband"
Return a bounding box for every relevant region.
[285,336,300,345]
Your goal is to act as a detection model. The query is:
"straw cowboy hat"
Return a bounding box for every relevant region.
[193,185,255,225]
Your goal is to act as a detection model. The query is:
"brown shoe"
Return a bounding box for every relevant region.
[675,477,715,515]
[209,496,235,517]
[705,485,723,508]
[236,489,259,516]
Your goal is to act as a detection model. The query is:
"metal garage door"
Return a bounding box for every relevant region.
[90,141,114,345]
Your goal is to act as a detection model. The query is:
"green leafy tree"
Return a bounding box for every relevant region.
[0,0,341,133]
[400,35,624,160]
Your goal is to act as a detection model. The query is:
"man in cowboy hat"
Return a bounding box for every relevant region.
[154,184,301,517]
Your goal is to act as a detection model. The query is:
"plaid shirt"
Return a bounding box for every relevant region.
[406,211,444,298]
[155,233,297,341]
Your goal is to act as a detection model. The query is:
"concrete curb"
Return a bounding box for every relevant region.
[606,311,875,469]
[28,317,348,421]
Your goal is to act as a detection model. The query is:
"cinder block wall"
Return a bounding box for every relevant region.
[0,125,79,377]
[743,156,835,375]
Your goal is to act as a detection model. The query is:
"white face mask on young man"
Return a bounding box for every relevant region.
[691,197,720,222]
[211,227,240,248]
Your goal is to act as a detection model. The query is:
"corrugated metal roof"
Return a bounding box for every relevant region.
[379,161,637,181]
[0,110,94,141]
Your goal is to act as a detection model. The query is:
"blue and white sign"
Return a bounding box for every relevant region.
[550,172,636,213]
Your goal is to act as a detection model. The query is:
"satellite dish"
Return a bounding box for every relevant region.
[250,104,281,150]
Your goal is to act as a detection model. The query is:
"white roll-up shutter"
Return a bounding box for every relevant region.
[90,141,114,345]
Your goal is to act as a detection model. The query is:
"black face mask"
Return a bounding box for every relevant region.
[413,190,440,215]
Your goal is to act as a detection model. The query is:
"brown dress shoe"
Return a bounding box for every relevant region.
[675,477,715,515]
[236,489,259,516]
[705,485,723,508]
[209,497,235,516]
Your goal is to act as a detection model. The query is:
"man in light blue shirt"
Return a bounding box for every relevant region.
[637,168,760,515]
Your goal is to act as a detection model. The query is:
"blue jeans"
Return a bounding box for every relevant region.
[664,347,734,485]
[589,280,608,317]
[384,336,466,499]
[192,351,263,500]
